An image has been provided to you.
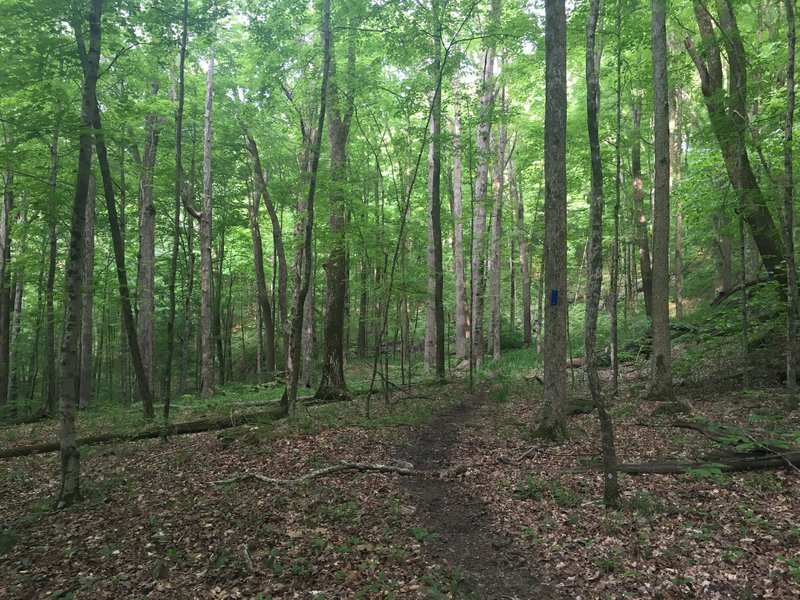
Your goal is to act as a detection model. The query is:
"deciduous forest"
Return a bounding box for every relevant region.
[1,0,799,597]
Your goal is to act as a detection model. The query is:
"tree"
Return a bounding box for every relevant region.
[585,0,619,507]
[538,0,568,440]
[685,0,786,287]
[78,173,95,410]
[58,0,103,508]
[784,0,797,407]
[649,0,672,400]
[450,74,469,361]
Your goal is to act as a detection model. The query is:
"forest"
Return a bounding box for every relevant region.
[1,0,799,597]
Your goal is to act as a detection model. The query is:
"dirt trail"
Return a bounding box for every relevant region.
[399,383,558,599]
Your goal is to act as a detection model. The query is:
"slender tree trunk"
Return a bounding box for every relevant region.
[471,29,497,368]
[213,225,225,384]
[649,0,673,400]
[610,0,622,391]
[488,88,506,361]
[671,85,684,319]
[424,111,437,375]
[357,254,368,359]
[79,173,95,409]
[539,0,569,440]
[450,75,469,361]
[631,95,653,316]
[245,136,276,380]
[715,213,734,292]
[585,0,619,508]
[282,0,331,415]
[510,160,531,347]
[784,0,797,407]
[136,81,161,397]
[45,115,60,415]
[0,156,11,408]
[58,0,103,508]
[164,0,188,418]
[197,48,216,398]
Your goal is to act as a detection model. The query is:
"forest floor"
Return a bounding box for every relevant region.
[1,359,800,599]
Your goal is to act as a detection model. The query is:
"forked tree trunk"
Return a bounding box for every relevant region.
[649,0,673,400]
[316,50,353,401]
[539,0,568,441]
[245,136,276,379]
[686,0,786,287]
[79,173,95,409]
[282,0,331,415]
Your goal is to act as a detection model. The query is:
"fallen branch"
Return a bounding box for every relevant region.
[499,445,540,464]
[212,460,476,486]
[710,276,770,307]
[0,407,285,459]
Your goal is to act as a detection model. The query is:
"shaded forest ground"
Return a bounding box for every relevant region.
[2,334,800,598]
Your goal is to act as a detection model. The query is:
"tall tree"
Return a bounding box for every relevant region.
[470,0,498,368]
[510,160,531,347]
[585,0,619,507]
[539,0,568,440]
[649,0,673,399]
[451,74,469,362]
[282,0,332,416]
[316,33,354,402]
[488,85,507,361]
[685,0,786,286]
[631,94,652,316]
[79,173,95,410]
[784,0,797,406]
[0,132,11,409]
[135,81,162,397]
[58,0,103,508]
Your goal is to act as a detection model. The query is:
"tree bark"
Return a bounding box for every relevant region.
[539,0,568,440]
[316,43,353,402]
[164,0,188,418]
[0,153,11,408]
[649,0,673,400]
[282,0,331,415]
[488,87,506,361]
[136,81,162,397]
[585,0,619,508]
[686,0,786,287]
[631,95,652,316]
[450,75,469,361]
[245,135,276,380]
[784,0,797,407]
[671,85,684,319]
[510,160,531,348]
[78,173,95,410]
[471,27,497,368]
[44,115,60,415]
[58,0,104,508]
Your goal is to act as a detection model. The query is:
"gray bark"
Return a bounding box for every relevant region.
[79,173,95,409]
[450,76,469,361]
[488,89,506,361]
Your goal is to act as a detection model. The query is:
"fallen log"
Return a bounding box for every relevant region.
[710,276,770,307]
[582,450,800,475]
[0,406,285,459]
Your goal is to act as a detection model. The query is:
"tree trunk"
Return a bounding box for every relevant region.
[136,81,162,397]
[539,0,568,440]
[282,0,331,415]
[58,0,103,508]
[686,0,786,287]
[631,95,653,316]
[488,88,506,361]
[0,158,11,408]
[164,0,188,418]
[198,49,216,398]
[44,115,60,415]
[316,48,353,402]
[78,173,95,409]
[715,213,734,293]
[510,160,531,348]
[671,84,684,320]
[471,30,497,368]
[450,75,469,361]
[245,136,276,380]
[610,0,622,391]
[784,0,797,407]
[585,0,619,508]
[649,0,673,400]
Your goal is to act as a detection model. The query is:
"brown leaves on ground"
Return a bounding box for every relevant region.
[1,371,799,599]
